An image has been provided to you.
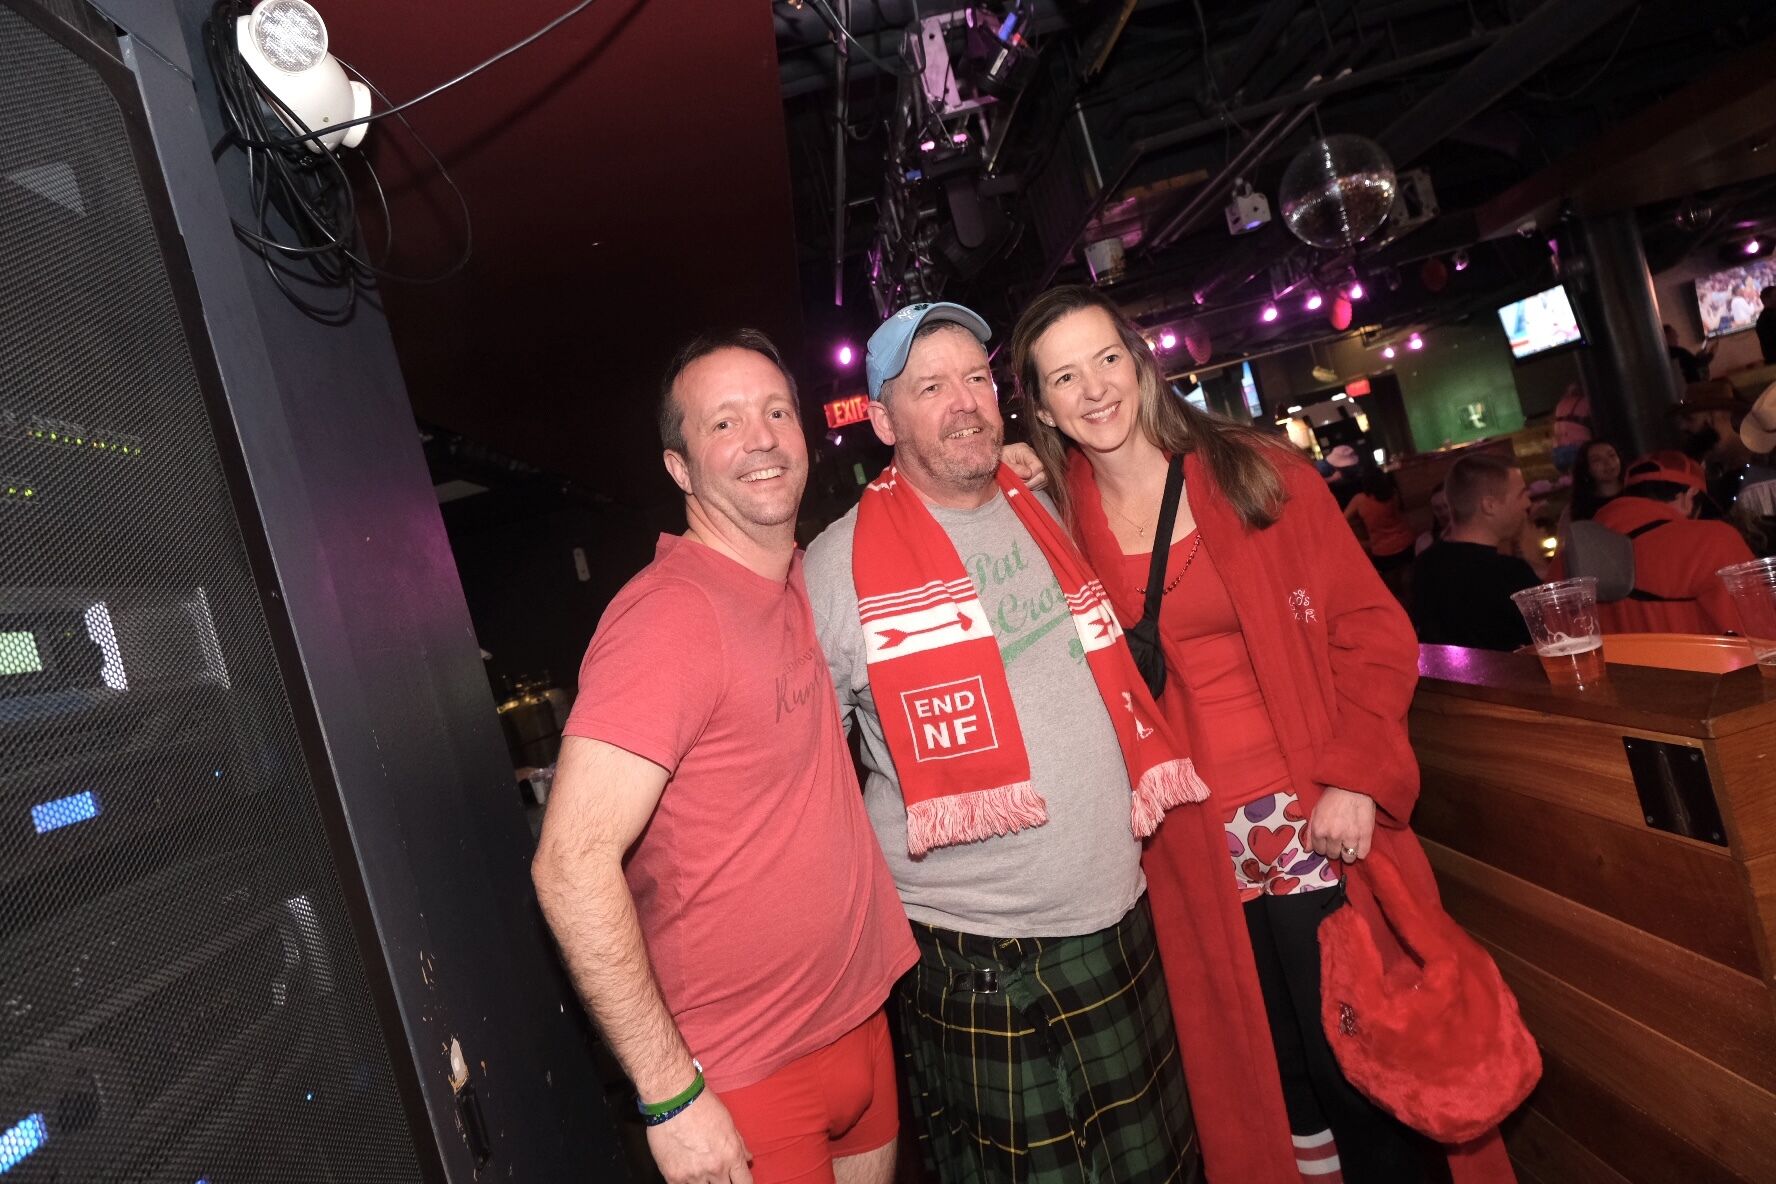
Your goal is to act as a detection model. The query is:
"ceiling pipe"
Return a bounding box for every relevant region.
[780,8,1073,97]
[832,0,849,307]
[781,30,904,98]
[775,0,920,50]
[1145,89,1324,250]
[1378,0,1641,165]
[1155,0,1637,324]
[1020,18,1509,298]
[1028,54,1338,294]
[1132,31,1501,158]
[1186,0,1641,340]
[1218,0,1310,99]
[1148,30,1508,309]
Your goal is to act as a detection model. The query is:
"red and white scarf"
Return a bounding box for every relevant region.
[853,463,1208,856]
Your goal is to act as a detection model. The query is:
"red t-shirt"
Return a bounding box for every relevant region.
[1348,492,1417,559]
[564,535,916,1091]
[1124,532,1292,810]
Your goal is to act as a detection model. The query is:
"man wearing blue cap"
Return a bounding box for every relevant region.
[805,304,1201,1184]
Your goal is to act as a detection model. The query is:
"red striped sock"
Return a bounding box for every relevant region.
[1293,1128,1344,1182]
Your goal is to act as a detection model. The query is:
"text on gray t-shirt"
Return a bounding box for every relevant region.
[802,490,1144,938]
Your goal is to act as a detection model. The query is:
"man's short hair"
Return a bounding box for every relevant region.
[657,329,799,452]
[1444,454,1517,524]
[880,319,984,403]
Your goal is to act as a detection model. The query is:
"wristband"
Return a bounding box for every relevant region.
[637,1060,704,1126]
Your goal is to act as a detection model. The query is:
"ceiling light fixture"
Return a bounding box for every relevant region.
[1382,345,1397,359]
[1408,334,1424,351]
[1304,290,1323,311]
[836,343,855,366]
[1347,281,1366,301]
[1158,330,1177,351]
[1260,303,1279,323]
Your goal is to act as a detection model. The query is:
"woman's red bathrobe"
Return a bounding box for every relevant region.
[1068,450,1517,1184]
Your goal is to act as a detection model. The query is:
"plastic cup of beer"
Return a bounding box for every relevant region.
[1510,577,1606,688]
[1717,557,1776,678]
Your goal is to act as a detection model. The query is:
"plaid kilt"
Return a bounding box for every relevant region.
[894,896,1201,1184]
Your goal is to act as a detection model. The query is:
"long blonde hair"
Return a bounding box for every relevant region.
[1008,285,1290,531]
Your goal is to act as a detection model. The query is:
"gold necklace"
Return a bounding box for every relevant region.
[1104,495,1150,538]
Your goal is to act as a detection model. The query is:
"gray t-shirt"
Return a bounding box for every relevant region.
[803,490,1145,938]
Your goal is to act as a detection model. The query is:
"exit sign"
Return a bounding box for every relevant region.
[824,393,871,429]
[1345,377,1372,397]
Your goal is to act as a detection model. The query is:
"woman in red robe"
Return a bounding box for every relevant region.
[1008,285,1517,1184]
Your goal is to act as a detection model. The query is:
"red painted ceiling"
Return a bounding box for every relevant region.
[324,0,803,504]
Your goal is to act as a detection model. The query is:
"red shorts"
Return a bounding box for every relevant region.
[720,1009,898,1184]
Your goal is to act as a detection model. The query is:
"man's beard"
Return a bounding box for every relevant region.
[920,420,1003,489]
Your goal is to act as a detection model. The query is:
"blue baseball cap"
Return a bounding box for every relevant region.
[865,301,992,399]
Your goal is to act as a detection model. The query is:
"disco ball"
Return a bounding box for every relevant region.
[1278,135,1397,250]
[1181,319,1213,365]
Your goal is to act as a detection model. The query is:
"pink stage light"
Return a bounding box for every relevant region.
[1746,239,1764,256]
[1260,303,1279,323]
[836,344,855,366]
[918,139,937,152]
[1347,281,1366,301]
[1408,335,1424,351]
[1158,330,1177,350]
[1382,346,1397,359]
[1304,291,1323,311]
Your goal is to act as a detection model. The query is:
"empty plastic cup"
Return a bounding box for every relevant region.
[1717,557,1776,677]
[1510,577,1606,688]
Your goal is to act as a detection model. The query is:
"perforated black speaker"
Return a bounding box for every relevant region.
[0,4,428,1179]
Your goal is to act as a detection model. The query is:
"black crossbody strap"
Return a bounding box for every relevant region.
[1623,518,1693,601]
[1139,454,1187,625]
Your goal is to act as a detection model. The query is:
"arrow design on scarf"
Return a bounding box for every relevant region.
[876,612,973,650]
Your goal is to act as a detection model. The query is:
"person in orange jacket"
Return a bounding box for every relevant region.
[1591,452,1753,635]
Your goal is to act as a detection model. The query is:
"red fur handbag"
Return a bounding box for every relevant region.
[1319,850,1542,1143]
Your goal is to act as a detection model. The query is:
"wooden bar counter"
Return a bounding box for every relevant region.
[1410,646,1776,1184]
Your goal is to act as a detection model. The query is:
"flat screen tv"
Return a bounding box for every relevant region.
[1695,259,1776,338]
[1496,285,1584,359]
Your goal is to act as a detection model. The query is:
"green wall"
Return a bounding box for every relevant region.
[1390,319,1526,450]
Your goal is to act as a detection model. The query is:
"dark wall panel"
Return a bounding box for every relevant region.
[67,0,630,1176]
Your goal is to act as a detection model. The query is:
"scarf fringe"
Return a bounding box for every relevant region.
[906,781,1048,857]
[1131,758,1211,838]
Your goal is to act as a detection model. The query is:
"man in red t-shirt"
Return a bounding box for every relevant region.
[1592,451,1753,635]
[533,331,917,1184]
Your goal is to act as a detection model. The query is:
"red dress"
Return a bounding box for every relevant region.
[1121,532,1292,811]
[1070,450,1517,1184]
